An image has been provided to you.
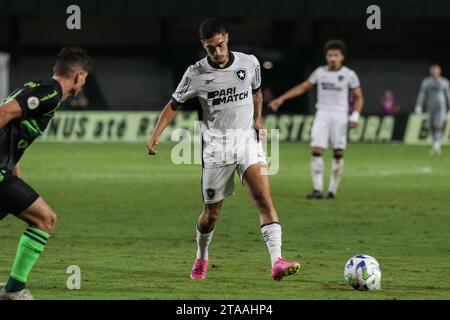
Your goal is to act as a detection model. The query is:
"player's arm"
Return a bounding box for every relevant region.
[0,100,23,129]
[147,100,181,155]
[268,80,314,111]
[349,87,364,128]
[13,163,20,177]
[249,55,266,140]
[445,81,450,115]
[415,80,426,114]
[252,88,266,141]
[147,65,197,155]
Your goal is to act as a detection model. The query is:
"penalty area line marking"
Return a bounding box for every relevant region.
[346,167,435,177]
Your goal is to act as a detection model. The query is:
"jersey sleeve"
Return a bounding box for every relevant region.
[15,85,60,119]
[171,66,197,104]
[445,80,450,110]
[416,79,427,107]
[250,55,262,91]
[349,71,361,89]
[307,68,320,85]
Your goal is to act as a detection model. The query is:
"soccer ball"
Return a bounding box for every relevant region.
[344,254,381,290]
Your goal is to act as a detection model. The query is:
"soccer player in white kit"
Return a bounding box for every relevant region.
[269,40,364,199]
[147,18,300,281]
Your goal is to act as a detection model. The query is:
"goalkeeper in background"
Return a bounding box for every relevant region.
[415,63,450,155]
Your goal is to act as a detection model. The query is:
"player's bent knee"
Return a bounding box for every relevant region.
[35,210,58,234]
[334,149,344,159]
[312,147,323,156]
[204,204,221,222]
[206,209,220,223]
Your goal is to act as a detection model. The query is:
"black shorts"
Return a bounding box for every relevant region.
[0,173,39,220]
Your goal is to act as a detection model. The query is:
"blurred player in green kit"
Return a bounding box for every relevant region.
[0,47,93,300]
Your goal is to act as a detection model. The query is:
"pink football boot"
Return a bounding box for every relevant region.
[190,258,208,280]
[271,258,301,281]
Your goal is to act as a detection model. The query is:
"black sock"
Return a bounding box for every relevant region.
[5,277,26,293]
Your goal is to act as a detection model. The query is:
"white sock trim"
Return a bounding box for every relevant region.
[311,156,324,192]
[329,158,344,194]
[196,227,214,260]
[261,222,282,265]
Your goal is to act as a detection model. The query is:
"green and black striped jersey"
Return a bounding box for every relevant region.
[0,79,62,172]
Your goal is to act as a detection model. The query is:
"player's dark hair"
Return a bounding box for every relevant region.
[53,46,93,78]
[199,18,227,40]
[324,39,347,57]
[430,62,440,68]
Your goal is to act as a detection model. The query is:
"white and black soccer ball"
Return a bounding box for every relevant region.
[344,254,382,291]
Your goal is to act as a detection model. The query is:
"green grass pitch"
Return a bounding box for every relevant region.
[1,142,449,300]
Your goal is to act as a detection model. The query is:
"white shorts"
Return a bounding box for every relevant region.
[311,110,348,150]
[201,143,266,204]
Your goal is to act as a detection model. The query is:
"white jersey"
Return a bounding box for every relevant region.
[308,65,360,113]
[172,51,262,168]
